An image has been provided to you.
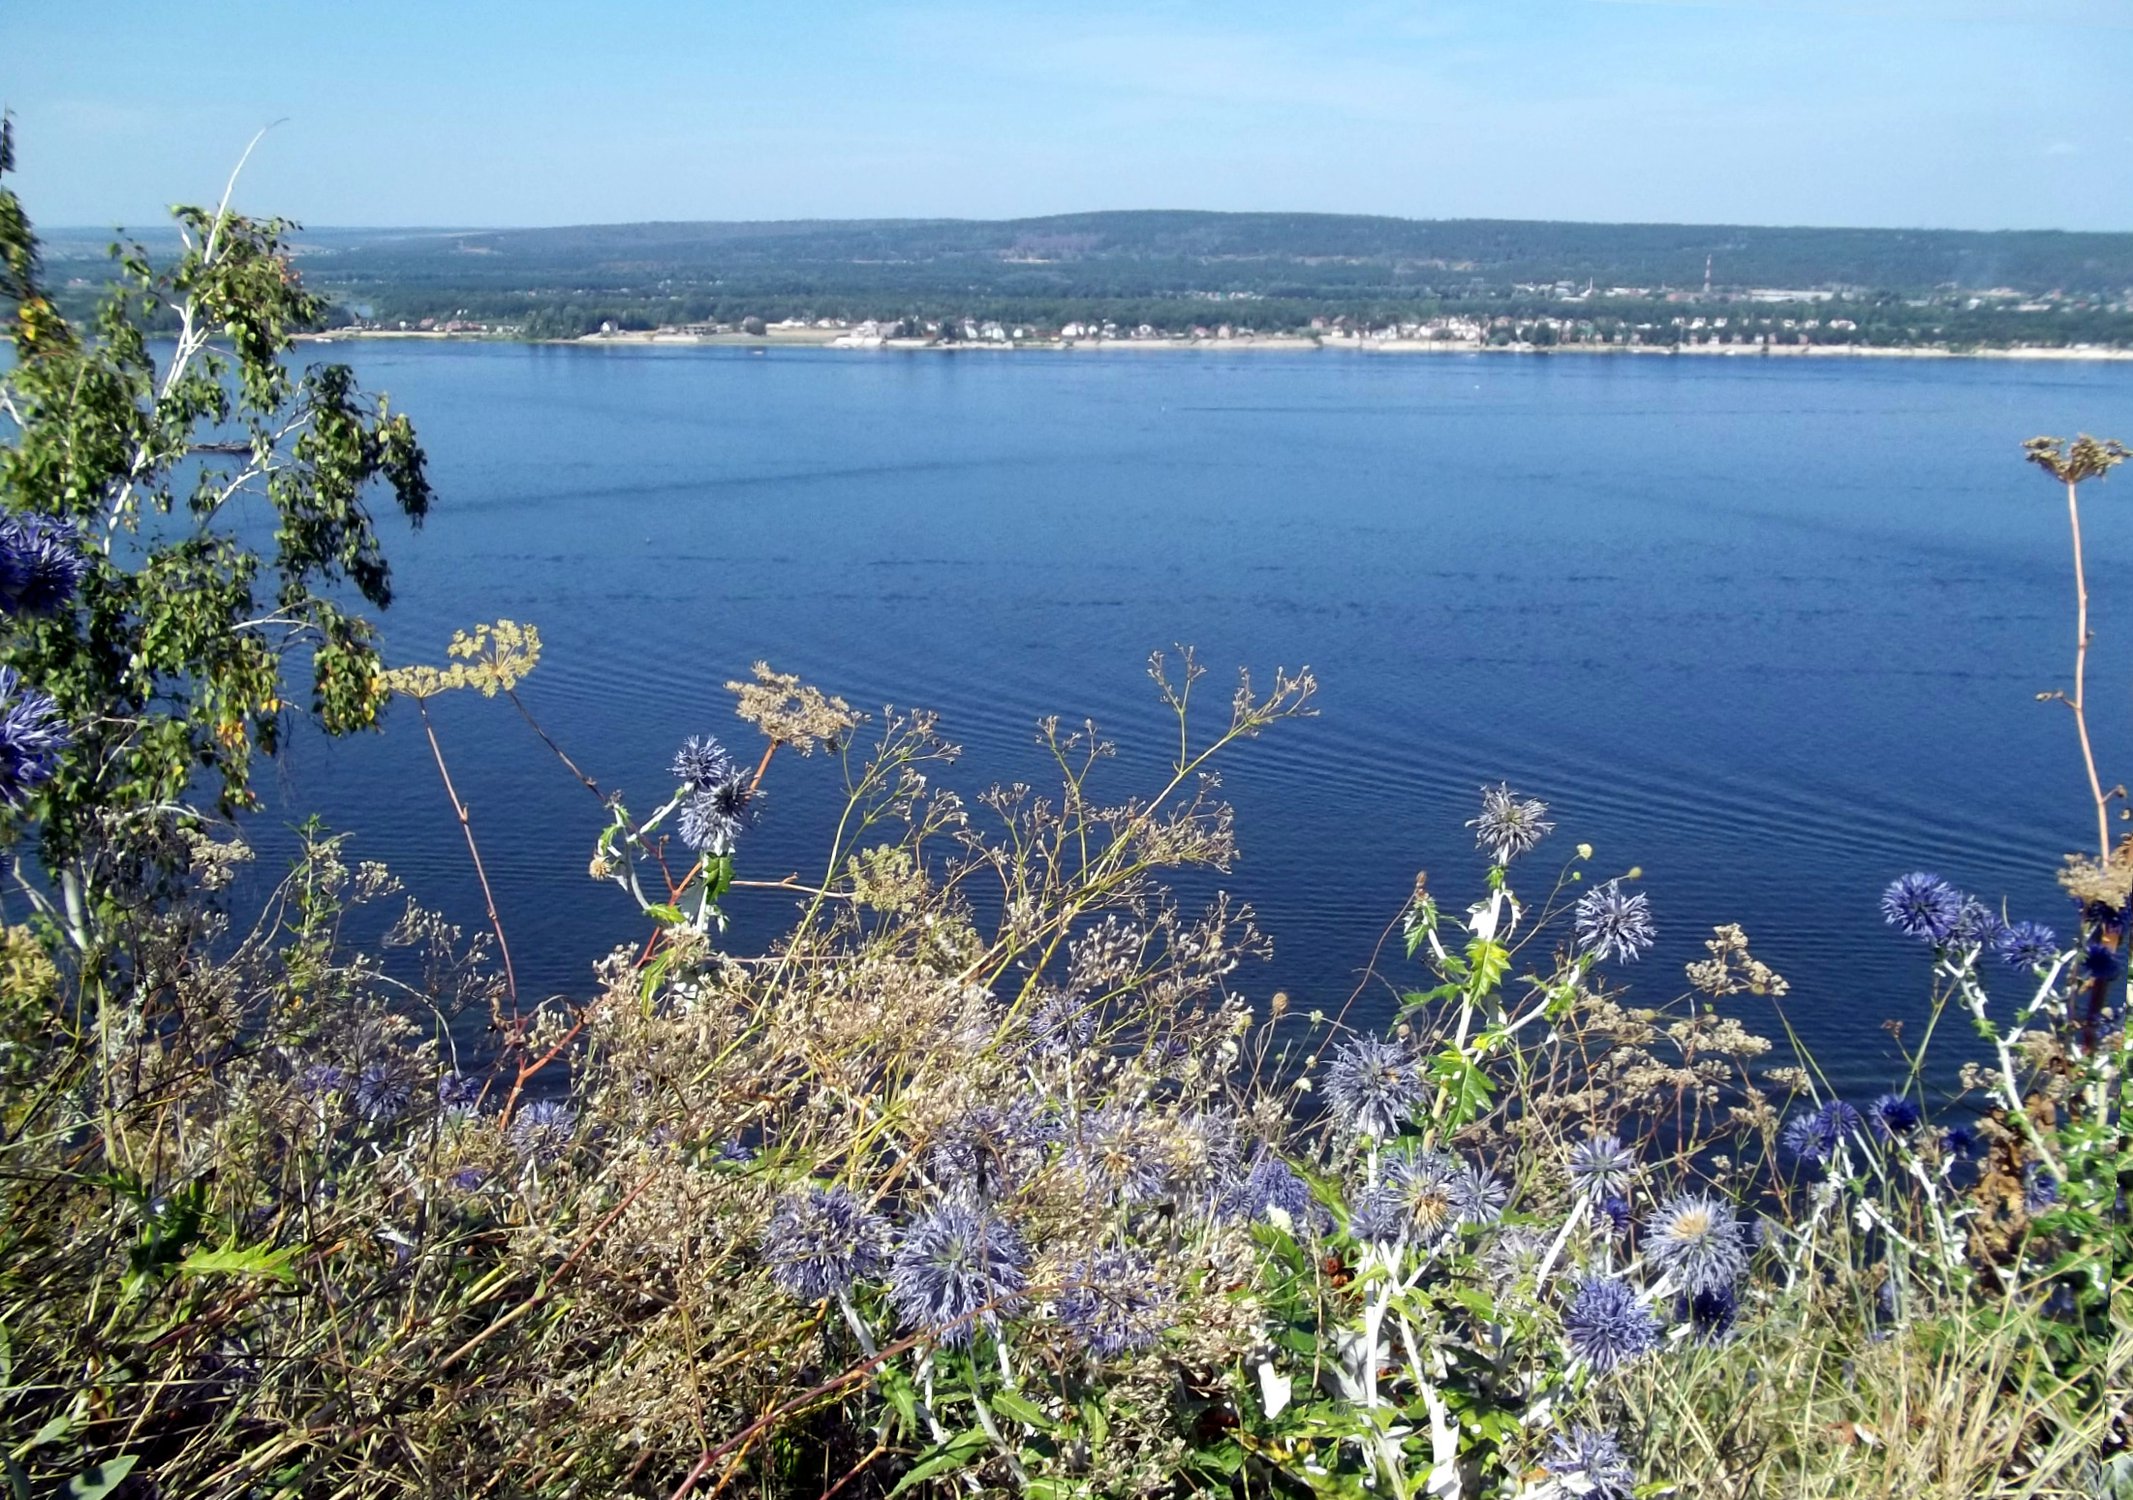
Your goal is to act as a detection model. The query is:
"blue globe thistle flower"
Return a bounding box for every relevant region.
[887,1202,1029,1347]
[1575,879,1656,964]
[1173,1107,1242,1193]
[1071,1105,1169,1208]
[1470,782,1553,865]
[1450,1160,1509,1226]
[677,773,756,854]
[297,1063,349,1100]
[1993,920,2060,971]
[1322,1035,1424,1140]
[1880,873,1963,943]
[353,1060,414,1123]
[932,1101,1048,1204]
[762,1185,892,1303]
[1782,1100,1864,1170]
[1025,990,1097,1058]
[0,513,88,616]
[671,735,735,790]
[2023,1165,2060,1214]
[507,1099,579,1163]
[2080,941,2124,983]
[1676,1282,1739,1345]
[1381,1146,1460,1240]
[1644,1191,1749,1296]
[449,1166,489,1194]
[1220,1149,1327,1233]
[1941,1126,1975,1159]
[1951,898,2005,950]
[1598,1194,1632,1237]
[1347,1181,1406,1247]
[1056,1249,1173,1359]
[0,668,69,808]
[1567,1133,1637,1204]
[1542,1425,1636,1500]
[1563,1274,1660,1372]
[713,1137,756,1164]
[1870,1093,1921,1139]
[437,1071,484,1110]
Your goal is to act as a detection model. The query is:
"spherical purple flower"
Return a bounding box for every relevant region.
[1870,1093,1921,1139]
[1993,920,2061,971]
[932,1102,1047,1204]
[0,513,88,616]
[1951,898,2005,950]
[1782,1100,1864,1171]
[1542,1425,1636,1500]
[2080,941,2124,983]
[1881,873,1962,943]
[762,1185,892,1303]
[1575,880,1655,964]
[1567,1133,1637,1204]
[1598,1194,1632,1237]
[1025,990,1097,1058]
[2023,1165,2060,1214]
[437,1071,484,1110]
[713,1137,756,1164]
[1470,782,1553,865]
[1676,1282,1739,1345]
[1450,1160,1509,1226]
[1056,1249,1173,1360]
[1347,1181,1406,1247]
[1070,1105,1169,1208]
[1563,1274,1660,1372]
[1322,1035,1424,1140]
[671,735,735,790]
[887,1202,1029,1347]
[0,667,69,808]
[507,1099,578,1164]
[1644,1191,1748,1296]
[1379,1146,1460,1241]
[677,773,755,854]
[296,1063,349,1100]
[449,1166,489,1194]
[1941,1126,1976,1159]
[1220,1149,1326,1233]
[353,1060,413,1123]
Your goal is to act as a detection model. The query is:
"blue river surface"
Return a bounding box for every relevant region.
[240,342,2133,1095]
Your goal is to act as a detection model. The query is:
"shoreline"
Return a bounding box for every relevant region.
[296,328,2133,363]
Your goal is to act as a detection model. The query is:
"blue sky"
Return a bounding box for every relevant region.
[6,0,2131,231]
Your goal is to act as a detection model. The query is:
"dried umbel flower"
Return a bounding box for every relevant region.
[1881,873,1962,943]
[0,667,68,808]
[888,1202,1029,1347]
[1322,1035,1423,1140]
[2023,432,2129,486]
[1994,920,2060,970]
[508,1099,579,1164]
[726,660,859,755]
[1685,922,1788,997]
[1644,1191,1748,1296]
[1470,782,1553,865]
[1575,880,1655,963]
[1542,1424,1637,1500]
[1562,1275,1659,1372]
[0,512,88,616]
[1567,1133,1637,1204]
[762,1186,891,1303]
[1056,1249,1173,1360]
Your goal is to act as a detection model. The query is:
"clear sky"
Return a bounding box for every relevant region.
[6,0,2131,232]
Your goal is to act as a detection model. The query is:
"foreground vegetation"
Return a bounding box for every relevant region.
[0,132,2125,1497]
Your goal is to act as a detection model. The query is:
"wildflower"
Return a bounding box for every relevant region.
[1450,1160,1509,1226]
[0,668,68,808]
[353,1060,414,1123]
[1676,1282,1739,1344]
[1940,1126,1975,1159]
[1869,1093,1921,1139]
[671,734,735,789]
[1598,1194,1631,1236]
[0,513,88,616]
[507,1099,578,1164]
[1951,898,2005,949]
[1542,1424,1637,1500]
[1567,1133,1637,1204]
[887,1202,1029,1347]
[449,1167,489,1193]
[1993,920,2060,970]
[762,1186,892,1303]
[933,1101,1046,1204]
[2080,941,2124,983]
[1575,880,1655,963]
[1071,1105,1169,1207]
[1056,1249,1173,1359]
[1481,1224,1553,1287]
[713,1137,756,1164]
[1644,1191,1748,1296]
[1348,1182,1407,1247]
[1781,1100,1864,1170]
[2023,1165,2061,1214]
[1470,782,1553,865]
[1364,1146,1460,1242]
[1880,872,1962,943]
[1025,990,1097,1057]
[1563,1274,1660,1372]
[1170,1107,1242,1193]
[677,773,756,854]
[1220,1149,1326,1233]
[296,1064,348,1100]
[437,1071,484,1110]
[1322,1035,1424,1139]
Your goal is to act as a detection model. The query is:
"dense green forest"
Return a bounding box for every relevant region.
[40,210,2133,344]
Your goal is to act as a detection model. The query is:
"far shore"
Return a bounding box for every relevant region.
[295,327,2133,363]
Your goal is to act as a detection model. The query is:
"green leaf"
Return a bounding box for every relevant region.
[1427,1048,1496,1126]
[177,1242,300,1282]
[887,1429,990,1495]
[643,902,686,926]
[64,1457,137,1500]
[1465,938,1511,996]
[988,1389,1053,1430]
[1080,1396,1109,1448]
